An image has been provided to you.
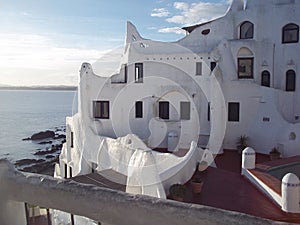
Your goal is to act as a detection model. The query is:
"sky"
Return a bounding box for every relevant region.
[0,0,232,86]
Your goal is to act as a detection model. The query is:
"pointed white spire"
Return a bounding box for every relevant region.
[125,21,144,44]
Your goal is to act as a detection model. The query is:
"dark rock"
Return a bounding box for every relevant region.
[15,158,45,166]
[38,141,53,145]
[46,155,55,159]
[31,130,55,140]
[21,156,59,175]
[54,134,66,139]
[34,144,62,156]
[22,137,31,141]
[61,139,66,144]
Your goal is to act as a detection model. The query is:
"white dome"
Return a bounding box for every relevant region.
[282,173,300,184]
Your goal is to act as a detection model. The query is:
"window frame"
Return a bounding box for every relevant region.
[240,21,254,39]
[159,101,169,120]
[93,100,110,119]
[238,57,254,79]
[228,102,240,122]
[282,23,299,44]
[135,63,143,83]
[135,101,143,118]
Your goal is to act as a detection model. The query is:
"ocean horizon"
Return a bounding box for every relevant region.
[0,89,77,162]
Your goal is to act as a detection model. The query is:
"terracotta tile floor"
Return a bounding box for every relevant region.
[182,150,300,224]
[66,149,300,224]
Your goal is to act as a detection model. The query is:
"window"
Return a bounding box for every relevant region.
[261,70,271,87]
[207,102,210,121]
[135,101,143,118]
[64,164,68,178]
[238,58,253,78]
[201,29,210,35]
[196,62,202,75]
[240,21,254,39]
[282,23,299,44]
[70,132,74,148]
[135,63,143,83]
[93,101,109,119]
[159,101,169,119]
[228,102,240,122]
[180,102,190,120]
[286,70,296,92]
[210,62,217,71]
[124,64,128,83]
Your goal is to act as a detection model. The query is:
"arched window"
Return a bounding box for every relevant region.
[286,70,296,92]
[240,21,254,39]
[261,70,271,87]
[282,23,299,43]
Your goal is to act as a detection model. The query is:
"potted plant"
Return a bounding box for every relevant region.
[191,177,203,194]
[197,161,208,172]
[269,147,281,160]
[169,184,186,202]
[236,135,248,154]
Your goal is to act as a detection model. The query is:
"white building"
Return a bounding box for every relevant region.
[56,0,300,195]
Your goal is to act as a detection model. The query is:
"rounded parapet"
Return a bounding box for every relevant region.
[282,173,300,213]
[242,147,256,171]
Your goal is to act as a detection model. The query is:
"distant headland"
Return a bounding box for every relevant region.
[0,85,77,91]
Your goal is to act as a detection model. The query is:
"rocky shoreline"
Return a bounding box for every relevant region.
[15,126,66,176]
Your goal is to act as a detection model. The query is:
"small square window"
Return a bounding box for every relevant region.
[228,102,240,122]
[196,62,202,75]
[238,58,253,79]
[180,102,190,120]
[93,101,109,119]
[159,101,169,120]
[135,101,143,118]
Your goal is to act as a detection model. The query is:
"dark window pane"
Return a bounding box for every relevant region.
[210,62,217,71]
[159,101,169,119]
[240,21,254,39]
[135,101,143,118]
[70,132,74,148]
[261,70,271,87]
[228,102,240,122]
[286,70,296,92]
[238,58,253,78]
[208,102,210,121]
[93,101,109,119]
[124,64,128,83]
[282,23,299,43]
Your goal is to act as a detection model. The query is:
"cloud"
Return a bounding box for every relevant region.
[0,33,110,85]
[167,1,230,26]
[158,27,186,35]
[151,8,170,17]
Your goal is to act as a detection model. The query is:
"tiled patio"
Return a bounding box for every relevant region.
[181,150,300,224]
[70,149,300,224]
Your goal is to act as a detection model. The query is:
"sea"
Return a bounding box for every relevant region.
[0,90,77,162]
